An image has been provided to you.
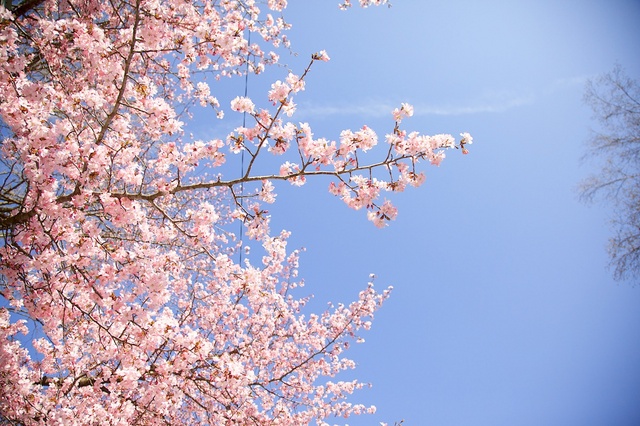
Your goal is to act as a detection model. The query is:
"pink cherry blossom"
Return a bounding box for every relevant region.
[268,80,291,103]
[312,50,331,62]
[392,102,414,122]
[0,1,472,424]
[230,96,256,114]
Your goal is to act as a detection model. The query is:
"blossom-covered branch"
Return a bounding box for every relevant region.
[0,0,472,424]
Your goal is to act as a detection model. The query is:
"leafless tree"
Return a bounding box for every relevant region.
[581,65,640,282]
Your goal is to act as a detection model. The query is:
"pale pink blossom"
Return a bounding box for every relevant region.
[286,72,305,92]
[460,132,473,145]
[312,50,331,62]
[259,180,277,203]
[392,102,414,122]
[0,0,472,423]
[230,96,256,113]
[268,80,290,103]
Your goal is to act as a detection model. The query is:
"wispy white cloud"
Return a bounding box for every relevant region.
[295,102,393,119]
[296,90,536,120]
[412,94,536,116]
[549,74,591,91]
[295,75,589,120]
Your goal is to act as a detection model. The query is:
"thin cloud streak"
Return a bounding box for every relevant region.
[414,94,535,116]
[296,92,536,120]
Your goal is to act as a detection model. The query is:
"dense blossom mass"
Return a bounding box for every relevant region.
[0,0,471,424]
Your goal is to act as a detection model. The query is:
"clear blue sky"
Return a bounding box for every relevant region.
[227,1,640,425]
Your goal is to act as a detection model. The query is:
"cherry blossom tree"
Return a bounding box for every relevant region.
[0,0,472,424]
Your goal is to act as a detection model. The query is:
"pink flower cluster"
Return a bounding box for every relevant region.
[339,0,391,10]
[230,96,256,114]
[392,102,414,122]
[0,0,472,424]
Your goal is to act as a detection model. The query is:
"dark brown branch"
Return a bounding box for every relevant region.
[10,0,46,18]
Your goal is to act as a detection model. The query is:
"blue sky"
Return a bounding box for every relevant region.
[232,1,640,425]
[2,1,638,425]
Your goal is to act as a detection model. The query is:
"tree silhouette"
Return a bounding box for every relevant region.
[581,65,640,282]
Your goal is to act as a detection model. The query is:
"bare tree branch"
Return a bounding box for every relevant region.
[581,65,640,282]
